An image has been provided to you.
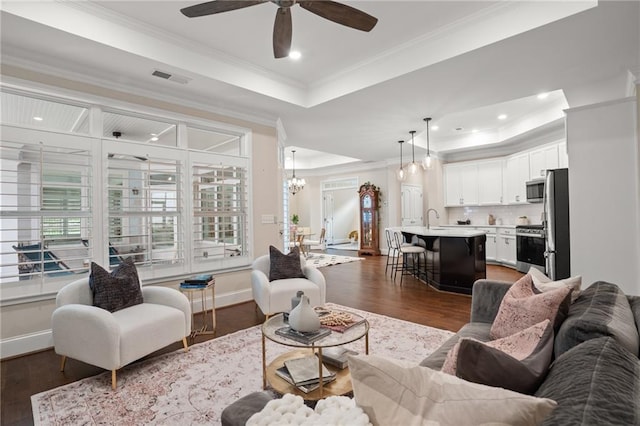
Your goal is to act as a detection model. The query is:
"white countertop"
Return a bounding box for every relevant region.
[387,226,487,238]
[436,224,518,229]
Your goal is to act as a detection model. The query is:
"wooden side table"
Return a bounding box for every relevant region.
[180,280,216,339]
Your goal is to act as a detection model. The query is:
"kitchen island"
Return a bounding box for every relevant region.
[387,226,487,295]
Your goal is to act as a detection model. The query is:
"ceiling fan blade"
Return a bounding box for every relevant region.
[299,1,377,32]
[181,0,267,18]
[273,7,292,59]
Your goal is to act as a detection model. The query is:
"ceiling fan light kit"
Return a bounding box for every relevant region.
[180,0,378,59]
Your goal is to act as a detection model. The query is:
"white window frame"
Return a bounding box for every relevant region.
[0,87,254,305]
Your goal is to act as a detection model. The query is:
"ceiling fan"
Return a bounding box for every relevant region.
[180,0,378,58]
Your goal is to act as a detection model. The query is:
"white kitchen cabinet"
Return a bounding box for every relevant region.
[477,160,503,205]
[496,227,516,265]
[476,227,497,261]
[529,144,559,180]
[444,162,478,206]
[505,153,529,204]
[558,142,568,168]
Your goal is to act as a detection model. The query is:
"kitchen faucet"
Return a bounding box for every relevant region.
[426,208,440,229]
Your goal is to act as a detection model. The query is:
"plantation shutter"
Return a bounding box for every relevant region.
[0,138,92,283]
[106,149,184,272]
[192,156,249,267]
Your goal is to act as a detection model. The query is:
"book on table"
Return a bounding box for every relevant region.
[320,347,359,370]
[275,326,331,344]
[283,355,336,387]
[183,274,214,284]
[179,282,209,289]
[275,366,335,393]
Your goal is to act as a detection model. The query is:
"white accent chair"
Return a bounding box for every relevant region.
[251,254,326,317]
[52,277,192,389]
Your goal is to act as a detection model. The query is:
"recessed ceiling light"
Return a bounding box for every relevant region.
[537,92,549,99]
[431,125,439,131]
[472,129,478,133]
[289,51,301,60]
[151,137,159,141]
[498,114,508,120]
[33,116,43,121]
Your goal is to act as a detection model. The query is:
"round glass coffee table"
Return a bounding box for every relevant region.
[261,311,369,400]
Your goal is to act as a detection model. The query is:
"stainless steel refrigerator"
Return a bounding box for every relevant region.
[543,168,570,280]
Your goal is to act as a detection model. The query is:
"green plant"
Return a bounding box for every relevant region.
[291,214,299,225]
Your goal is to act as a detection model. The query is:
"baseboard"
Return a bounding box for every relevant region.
[189,288,253,313]
[0,288,254,359]
[1,330,53,360]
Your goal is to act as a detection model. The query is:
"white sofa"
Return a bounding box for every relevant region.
[52,277,192,389]
[251,254,326,316]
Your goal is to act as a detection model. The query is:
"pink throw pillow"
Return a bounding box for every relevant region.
[490,274,571,340]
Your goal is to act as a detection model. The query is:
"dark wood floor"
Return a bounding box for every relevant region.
[1,250,522,425]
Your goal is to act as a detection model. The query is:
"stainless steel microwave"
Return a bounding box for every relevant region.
[526,179,545,203]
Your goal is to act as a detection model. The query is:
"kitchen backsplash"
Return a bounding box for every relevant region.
[447,204,544,226]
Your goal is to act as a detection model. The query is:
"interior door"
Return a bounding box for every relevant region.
[401,184,423,226]
[322,192,335,245]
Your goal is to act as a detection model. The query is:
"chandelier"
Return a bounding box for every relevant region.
[288,150,306,195]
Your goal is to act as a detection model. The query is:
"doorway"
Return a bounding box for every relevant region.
[401,184,423,226]
[321,178,359,246]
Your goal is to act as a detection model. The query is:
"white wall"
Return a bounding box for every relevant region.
[566,96,639,295]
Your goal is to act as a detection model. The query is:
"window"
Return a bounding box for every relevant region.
[0,134,93,288]
[106,146,183,272]
[192,156,249,266]
[103,111,177,146]
[0,89,253,301]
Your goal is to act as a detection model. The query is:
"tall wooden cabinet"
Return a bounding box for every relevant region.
[358,183,381,256]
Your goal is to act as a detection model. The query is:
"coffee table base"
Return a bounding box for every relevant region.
[265,349,353,401]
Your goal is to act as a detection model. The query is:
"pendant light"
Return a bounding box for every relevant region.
[287,150,306,195]
[422,117,433,170]
[396,140,406,181]
[408,130,418,175]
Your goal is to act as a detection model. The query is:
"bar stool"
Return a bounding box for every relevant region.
[392,231,427,284]
[385,229,397,275]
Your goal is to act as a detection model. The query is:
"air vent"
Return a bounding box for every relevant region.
[151,69,191,85]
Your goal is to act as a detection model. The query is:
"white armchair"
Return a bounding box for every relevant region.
[52,277,191,389]
[251,254,326,317]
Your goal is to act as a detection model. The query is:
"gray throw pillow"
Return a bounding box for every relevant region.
[268,245,305,281]
[89,258,143,312]
[555,281,639,357]
[454,319,554,395]
[536,337,640,425]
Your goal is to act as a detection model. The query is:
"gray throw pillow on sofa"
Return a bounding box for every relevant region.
[268,245,305,281]
[536,337,640,426]
[454,319,554,395]
[555,281,639,357]
[89,258,143,312]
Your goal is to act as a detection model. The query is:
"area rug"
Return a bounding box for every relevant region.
[305,254,364,268]
[32,303,453,425]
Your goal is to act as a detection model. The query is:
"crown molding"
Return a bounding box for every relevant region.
[1,55,278,128]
